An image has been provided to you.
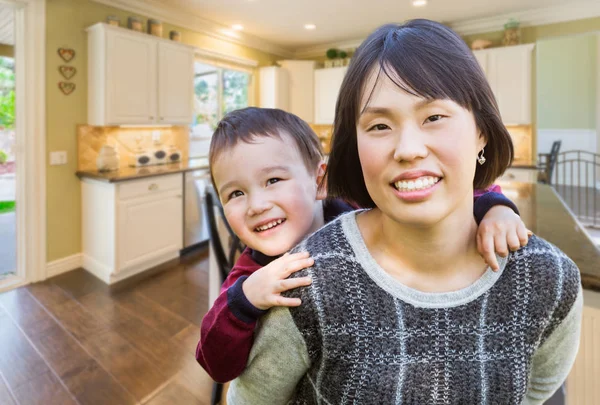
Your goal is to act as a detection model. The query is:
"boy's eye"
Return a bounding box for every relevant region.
[424,115,444,124]
[267,178,281,185]
[367,123,390,131]
[228,190,244,200]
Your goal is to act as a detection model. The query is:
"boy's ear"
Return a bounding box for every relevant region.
[315,161,327,201]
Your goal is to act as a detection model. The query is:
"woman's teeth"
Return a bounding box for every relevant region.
[394,176,440,192]
[255,219,285,232]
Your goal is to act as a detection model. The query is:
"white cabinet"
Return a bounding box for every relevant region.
[473,44,534,125]
[314,66,347,125]
[82,174,183,284]
[259,61,316,123]
[498,168,538,183]
[87,23,194,126]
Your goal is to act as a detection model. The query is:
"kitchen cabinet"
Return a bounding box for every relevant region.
[498,167,538,183]
[314,66,347,125]
[473,44,534,125]
[259,60,316,123]
[81,173,183,284]
[87,23,194,126]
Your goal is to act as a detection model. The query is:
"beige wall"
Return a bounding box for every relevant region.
[46,0,281,262]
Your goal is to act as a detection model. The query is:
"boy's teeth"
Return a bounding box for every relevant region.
[394,176,440,192]
[255,219,285,232]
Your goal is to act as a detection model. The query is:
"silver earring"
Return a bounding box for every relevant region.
[477,148,486,165]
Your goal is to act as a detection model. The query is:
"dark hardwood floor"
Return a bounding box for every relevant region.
[0,247,217,404]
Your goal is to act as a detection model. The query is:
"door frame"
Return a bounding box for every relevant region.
[0,0,46,292]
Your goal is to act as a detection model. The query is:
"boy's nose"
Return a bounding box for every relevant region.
[247,195,272,217]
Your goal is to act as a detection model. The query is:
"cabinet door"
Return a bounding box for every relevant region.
[314,67,347,125]
[106,30,157,125]
[158,42,195,125]
[487,45,533,125]
[117,191,183,272]
[473,50,489,78]
[259,66,289,111]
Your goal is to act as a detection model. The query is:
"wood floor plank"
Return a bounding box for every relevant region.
[49,269,108,299]
[144,380,203,405]
[0,308,51,390]
[81,329,169,401]
[114,291,191,337]
[0,373,16,405]
[0,288,55,337]
[26,281,72,310]
[12,371,77,405]
[46,298,110,342]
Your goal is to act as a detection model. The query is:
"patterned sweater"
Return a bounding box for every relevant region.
[227,212,583,405]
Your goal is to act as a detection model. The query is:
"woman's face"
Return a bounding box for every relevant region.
[356,71,486,227]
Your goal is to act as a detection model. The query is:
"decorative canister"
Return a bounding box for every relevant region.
[107,16,120,27]
[169,30,181,42]
[148,19,163,37]
[96,145,120,172]
[128,16,143,32]
[503,19,521,46]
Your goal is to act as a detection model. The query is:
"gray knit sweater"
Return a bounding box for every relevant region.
[228,212,583,405]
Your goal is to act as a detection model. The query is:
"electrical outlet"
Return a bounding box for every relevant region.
[152,130,161,142]
[50,151,67,166]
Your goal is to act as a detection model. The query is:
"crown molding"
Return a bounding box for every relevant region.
[91,0,294,58]
[294,1,600,58]
[449,0,600,36]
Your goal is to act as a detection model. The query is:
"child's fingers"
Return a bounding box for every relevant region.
[494,233,510,258]
[517,224,529,247]
[281,258,315,277]
[283,251,310,262]
[507,231,521,252]
[477,233,499,271]
[276,277,312,293]
[272,296,302,307]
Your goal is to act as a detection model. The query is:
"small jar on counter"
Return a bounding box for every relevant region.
[169,30,181,42]
[128,16,143,32]
[106,15,120,27]
[148,19,163,37]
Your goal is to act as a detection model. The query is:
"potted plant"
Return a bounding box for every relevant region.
[339,50,349,66]
[325,48,338,68]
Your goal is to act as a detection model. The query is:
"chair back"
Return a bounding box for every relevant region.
[546,140,562,183]
[204,186,245,282]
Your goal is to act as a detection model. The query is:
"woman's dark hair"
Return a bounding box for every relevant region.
[326,19,514,208]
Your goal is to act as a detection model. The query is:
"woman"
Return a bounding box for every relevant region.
[227,19,582,404]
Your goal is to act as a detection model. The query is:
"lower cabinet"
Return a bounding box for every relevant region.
[498,168,538,183]
[82,173,183,284]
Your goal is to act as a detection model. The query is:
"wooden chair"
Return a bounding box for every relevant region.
[538,140,562,185]
[204,186,245,405]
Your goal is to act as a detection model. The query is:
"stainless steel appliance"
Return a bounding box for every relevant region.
[183,167,211,249]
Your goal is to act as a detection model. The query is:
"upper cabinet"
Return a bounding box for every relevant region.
[259,60,316,123]
[473,44,534,125]
[314,66,347,125]
[87,23,194,126]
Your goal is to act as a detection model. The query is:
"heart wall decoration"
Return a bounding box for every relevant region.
[58,65,76,80]
[57,48,75,62]
[58,81,76,95]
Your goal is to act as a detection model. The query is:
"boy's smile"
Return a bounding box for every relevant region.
[212,134,325,257]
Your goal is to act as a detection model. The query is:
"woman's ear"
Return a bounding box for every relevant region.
[315,161,328,201]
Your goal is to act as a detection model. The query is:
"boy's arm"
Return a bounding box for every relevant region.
[196,265,266,383]
[472,184,520,225]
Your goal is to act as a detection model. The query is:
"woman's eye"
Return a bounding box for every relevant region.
[228,190,244,200]
[267,178,281,185]
[368,123,390,131]
[424,115,444,124]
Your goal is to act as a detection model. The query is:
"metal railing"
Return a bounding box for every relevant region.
[550,150,600,229]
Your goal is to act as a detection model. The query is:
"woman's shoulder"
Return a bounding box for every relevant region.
[514,235,580,280]
[292,211,358,257]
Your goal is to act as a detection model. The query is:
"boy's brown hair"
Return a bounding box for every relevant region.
[209,108,323,189]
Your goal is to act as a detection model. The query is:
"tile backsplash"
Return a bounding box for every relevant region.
[77,125,190,171]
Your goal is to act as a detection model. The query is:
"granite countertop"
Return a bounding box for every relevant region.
[76,158,209,182]
[503,182,600,291]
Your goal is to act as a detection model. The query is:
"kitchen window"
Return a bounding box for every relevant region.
[190,61,251,158]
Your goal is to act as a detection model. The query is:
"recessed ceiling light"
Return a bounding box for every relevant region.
[412,0,427,6]
[232,24,244,31]
[304,24,316,30]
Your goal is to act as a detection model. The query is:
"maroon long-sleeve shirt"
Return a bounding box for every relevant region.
[196,186,515,383]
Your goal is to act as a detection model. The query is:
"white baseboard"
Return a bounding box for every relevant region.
[46,253,83,278]
[82,254,113,284]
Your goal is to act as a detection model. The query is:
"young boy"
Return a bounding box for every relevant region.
[196,107,527,383]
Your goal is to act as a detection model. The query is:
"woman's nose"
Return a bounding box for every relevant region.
[392,126,429,162]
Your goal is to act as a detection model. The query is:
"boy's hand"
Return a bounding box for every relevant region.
[476,206,533,271]
[242,252,314,310]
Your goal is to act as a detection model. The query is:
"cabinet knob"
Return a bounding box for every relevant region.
[149,116,154,120]
[148,183,158,191]
[176,194,182,198]
[160,117,164,120]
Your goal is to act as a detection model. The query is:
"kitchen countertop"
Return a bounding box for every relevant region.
[76,158,209,182]
[501,182,600,291]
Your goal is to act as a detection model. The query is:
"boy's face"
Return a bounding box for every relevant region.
[212,134,326,256]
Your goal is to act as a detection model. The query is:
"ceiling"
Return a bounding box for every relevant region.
[146,0,582,49]
[0,4,13,47]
